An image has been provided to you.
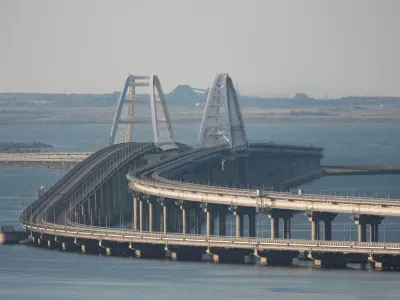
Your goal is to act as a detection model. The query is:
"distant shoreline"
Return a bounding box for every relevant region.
[1,118,400,126]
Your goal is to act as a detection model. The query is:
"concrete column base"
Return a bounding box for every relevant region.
[245,251,297,266]
[128,244,141,257]
[308,252,347,268]
[131,244,165,258]
[37,237,45,246]
[244,254,267,265]
[61,242,72,251]
[369,255,400,271]
[47,239,57,249]
[165,250,178,261]
[202,249,219,263]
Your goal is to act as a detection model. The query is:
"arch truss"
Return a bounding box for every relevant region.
[109,74,176,150]
[197,73,248,151]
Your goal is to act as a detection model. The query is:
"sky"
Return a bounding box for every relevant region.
[0,0,399,98]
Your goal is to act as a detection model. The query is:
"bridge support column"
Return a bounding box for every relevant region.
[358,222,367,243]
[218,212,226,236]
[61,240,74,251]
[201,203,214,237]
[283,218,291,239]
[353,215,383,242]
[308,252,347,268]
[308,212,337,241]
[206,211,211,237]
[269,210,295,239]
[162,203,167,234]
[193,208,201,234]
[248,211,256,238]
[234,213,244,237]
[324,219,332,241]
[245,249,298,266]
[139,198,143,232]
[132,194,138,231]
[202,248,219,263]
[148,199,155,232]
[182,206,187,235]
[369,254,400,271]
[175,200,188,235]
[270,217,279,239]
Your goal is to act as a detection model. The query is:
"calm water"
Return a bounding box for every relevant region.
[1,123,400,299]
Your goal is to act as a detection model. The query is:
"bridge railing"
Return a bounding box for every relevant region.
[22,221,400,250]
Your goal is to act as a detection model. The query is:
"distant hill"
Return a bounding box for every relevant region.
[167,85,204,107]
[1,91,400,110]
[0,93,119,107]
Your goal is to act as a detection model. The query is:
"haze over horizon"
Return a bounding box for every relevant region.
[1,0,399,98]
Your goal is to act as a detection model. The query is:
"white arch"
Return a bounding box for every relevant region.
[197,73,248,151]
[149,74,176,150]
[109,74,176,150]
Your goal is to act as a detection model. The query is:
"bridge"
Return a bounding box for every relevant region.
[20,73,400,270]
[0,152,90,169]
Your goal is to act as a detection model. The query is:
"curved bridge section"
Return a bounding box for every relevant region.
[18,141,400,270]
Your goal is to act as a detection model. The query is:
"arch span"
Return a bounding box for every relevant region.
[109,74,176,150]
[197,73,248,151]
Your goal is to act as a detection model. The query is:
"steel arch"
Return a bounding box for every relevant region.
[109,74,176,150]
[197,73,248,151]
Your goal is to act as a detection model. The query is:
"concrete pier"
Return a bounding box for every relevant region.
[245,250,298,266]
[369,255,400,271]
[201,248,219,263]
[308,212,337,240]
[0,227,28,244]
[308,252,347,268]
[269,210,295,239]
[353,215,383,242]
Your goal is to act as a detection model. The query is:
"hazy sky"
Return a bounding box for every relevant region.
[0,0,399,97]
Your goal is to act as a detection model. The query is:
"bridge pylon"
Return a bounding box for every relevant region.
[109,74,177,150]
[197,73,248,151]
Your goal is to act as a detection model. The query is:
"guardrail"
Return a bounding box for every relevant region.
[22,222,400,254]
